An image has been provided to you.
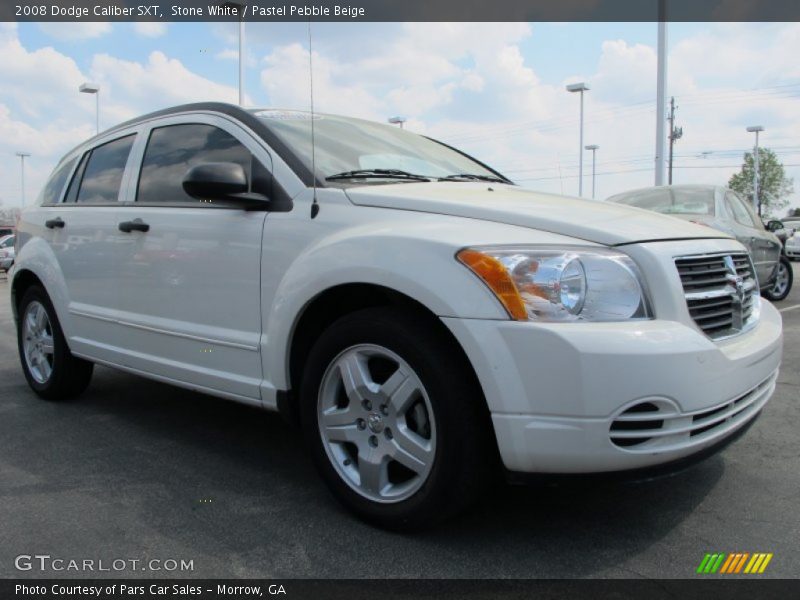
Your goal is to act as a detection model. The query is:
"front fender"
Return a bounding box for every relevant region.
[260,217,513,393]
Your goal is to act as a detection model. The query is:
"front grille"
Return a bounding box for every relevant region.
[675,253,759,339]
[609,371,777,451]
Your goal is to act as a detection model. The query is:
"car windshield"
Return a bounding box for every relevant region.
[253,110,505,184]
[612,188,716,216]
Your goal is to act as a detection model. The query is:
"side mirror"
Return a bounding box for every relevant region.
[183,162,247,198]
[182,162,270,209]
[766,220,783,232]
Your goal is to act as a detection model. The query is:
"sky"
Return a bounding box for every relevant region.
[1,21,799,217]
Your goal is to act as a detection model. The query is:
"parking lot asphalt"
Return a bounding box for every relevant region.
[0,266,798,580]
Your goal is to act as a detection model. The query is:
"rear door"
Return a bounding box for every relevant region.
[111,114,271,403]
[37,133,137,356]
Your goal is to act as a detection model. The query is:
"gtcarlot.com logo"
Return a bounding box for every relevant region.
[697,552,773,574]
[15,554,194,573]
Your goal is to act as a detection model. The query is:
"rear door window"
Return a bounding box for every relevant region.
[74,135,136,204]
[136,124,253,204]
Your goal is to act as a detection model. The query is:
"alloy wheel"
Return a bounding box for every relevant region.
[22,300,55,384]
[317,344,436,504]
[770,261,790,298]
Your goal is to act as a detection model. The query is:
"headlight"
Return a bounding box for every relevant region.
[457,246,652,322]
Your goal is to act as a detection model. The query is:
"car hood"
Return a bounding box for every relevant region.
[345,182,728,246]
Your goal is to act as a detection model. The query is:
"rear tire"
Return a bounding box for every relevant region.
[762,256,793,302]
[17,285,93,400]
[300,307,494,530]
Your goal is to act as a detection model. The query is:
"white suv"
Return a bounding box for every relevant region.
[11,103,783,528]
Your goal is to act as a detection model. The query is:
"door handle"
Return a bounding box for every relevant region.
[118,218,150,233]
[45,218,65,229]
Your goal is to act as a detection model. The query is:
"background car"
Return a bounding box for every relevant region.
[0,234,15,273]
[785,230,800,261]
[607,184,792,301]
[765,219,794,248]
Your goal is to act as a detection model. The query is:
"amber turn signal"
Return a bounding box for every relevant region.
[456,249,528,320]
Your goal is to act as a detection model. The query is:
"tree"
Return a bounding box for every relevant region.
[788,207,800,218]
[728,147,793,217]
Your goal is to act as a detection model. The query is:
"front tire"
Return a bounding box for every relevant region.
[300,307,494,529]
[762,256,793,302]
[17,285,93,400]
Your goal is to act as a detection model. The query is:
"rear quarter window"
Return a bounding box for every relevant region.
[38,158,76,205]
[73,135,136,204]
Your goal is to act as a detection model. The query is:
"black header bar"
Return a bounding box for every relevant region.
[5,0,800,22]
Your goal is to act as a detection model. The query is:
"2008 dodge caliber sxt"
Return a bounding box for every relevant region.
[11,103,783,528]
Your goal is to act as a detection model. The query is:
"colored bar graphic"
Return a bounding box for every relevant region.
[711,553,726,573]
[719,554,736,574]
[697,554,712,574]
[758,554,773,573]
[735,553,750,573]
[698,552,773,574]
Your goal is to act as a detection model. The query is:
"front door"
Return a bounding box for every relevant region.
[111,117,271,403]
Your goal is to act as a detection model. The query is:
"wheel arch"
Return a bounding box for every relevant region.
[11,237,72,336]
[11,269,47,325]
[278,282,488,428]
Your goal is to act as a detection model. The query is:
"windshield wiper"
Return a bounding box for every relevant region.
[438,173,509,183]
[325,169,432,182]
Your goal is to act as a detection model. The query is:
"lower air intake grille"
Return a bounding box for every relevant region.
[609,371,777,452]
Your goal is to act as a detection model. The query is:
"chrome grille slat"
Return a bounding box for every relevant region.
[675,252,759,340]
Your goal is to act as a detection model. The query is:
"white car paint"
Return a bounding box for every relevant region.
[11,104,783,478]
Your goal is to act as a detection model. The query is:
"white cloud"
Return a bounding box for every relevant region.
[89,51,240,123]
[132,22,168,38]
[38,23,112,41]
[261,44,382,118]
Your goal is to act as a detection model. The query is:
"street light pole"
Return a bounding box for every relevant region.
[15,152,30,207]
[566,82,590,196]
[388,116,406,129]
[747,125,764,216]
[79,82,100,134]
[585,145,599,199]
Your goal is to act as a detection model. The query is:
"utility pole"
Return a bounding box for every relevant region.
[667,96,683,185]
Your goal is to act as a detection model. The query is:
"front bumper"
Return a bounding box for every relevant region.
[442,300,783,473]
[785,246,800,258]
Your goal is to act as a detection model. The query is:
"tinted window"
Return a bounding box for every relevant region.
[64,152,89,204]
[726,192,756,227]
[76,135,135,204]
[39,158,76,205]
[137,124,252,203]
